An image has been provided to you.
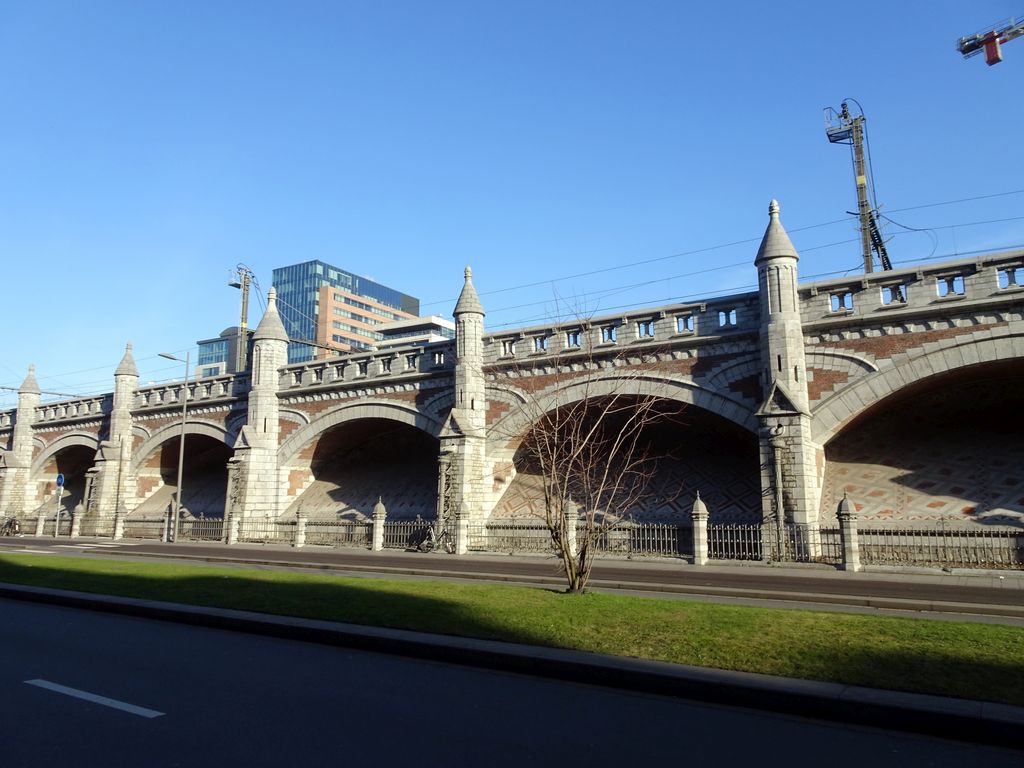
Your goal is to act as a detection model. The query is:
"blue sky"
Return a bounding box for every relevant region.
[1,1,1022,407]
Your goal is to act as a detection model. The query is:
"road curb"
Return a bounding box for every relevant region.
[1,581,1021,750]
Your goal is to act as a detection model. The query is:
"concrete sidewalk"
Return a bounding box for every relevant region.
[0,580,1021,751]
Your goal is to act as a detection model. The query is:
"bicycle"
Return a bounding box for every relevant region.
[1,516,21,537]
[418,522,455,554]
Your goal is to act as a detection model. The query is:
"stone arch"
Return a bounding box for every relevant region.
[129,420,235,518]
[816,357,1024,527]
[279,401,443,521]
[811,328,1024,444]
[487,372,762,523]
[131,420,233,474]
[488,372,758,449]
[278,399,444,466]
[28,432,100,511]
[30,432,100,476]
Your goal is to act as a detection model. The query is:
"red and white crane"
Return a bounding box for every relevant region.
[957,16,1024,65]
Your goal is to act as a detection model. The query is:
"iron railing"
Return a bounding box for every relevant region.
[304,520,372,548]
[383,519,432,550]
[122,517,168,540]
[858,527,1023,570]
[236,518,296,546]
[177,518,225,542]
[708,523,763,561]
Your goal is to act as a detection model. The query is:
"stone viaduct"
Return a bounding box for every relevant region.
[1,202,1022,533]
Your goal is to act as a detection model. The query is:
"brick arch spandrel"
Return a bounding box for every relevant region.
[29,432,101,477]
[130,420,232,474]
[811,328,1024,444]
[277,400,444,466]
[486,373,758,451]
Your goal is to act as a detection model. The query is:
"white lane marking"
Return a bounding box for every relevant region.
[24,679,165,719]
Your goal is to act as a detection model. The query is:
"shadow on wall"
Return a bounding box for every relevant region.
[821,362,1024,528]
[286,418,440,520]
[496,403,762,524]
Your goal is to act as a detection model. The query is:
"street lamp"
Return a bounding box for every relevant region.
[158,351,190,542]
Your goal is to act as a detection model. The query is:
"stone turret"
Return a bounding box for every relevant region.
[452,266,486,436]
[441,267,490,531]
[755,199,809,413]
[89,344,140,520]
[231,286,289,519]
[0,365,42,516]
[754,201,822,530]
[110,342,138,446]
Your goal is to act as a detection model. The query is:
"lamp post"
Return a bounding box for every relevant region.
[158,351,190,542]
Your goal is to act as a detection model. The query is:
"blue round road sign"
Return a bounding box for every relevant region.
[56,473,65,487]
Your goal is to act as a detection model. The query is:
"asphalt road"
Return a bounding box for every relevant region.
[2,598,1020,767]
[2,536,1022,620]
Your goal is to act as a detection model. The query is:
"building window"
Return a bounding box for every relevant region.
[997,267,1023,289]
[829,292,854,312]
[200,366,221,378]
[565,329,581,348]
[501,339,516,357]
[936,275,965,297]
[406,354,418,370]
[637,319,655,339]
[718,309,738,327]
[880,285,908,306]
[533,336,549,353]
[357,361,369,376]
[675,315,694,334]
[432,350,445,366]
[381,357,392,373]
[601,325,618,343]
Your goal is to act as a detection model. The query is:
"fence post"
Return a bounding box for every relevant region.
[295,512,307,549]
[691,492,709,566]
[372,497,386,552]
[564,499,578,560]
[35,513,45,537]
[112,505,125,541]
[226,511,239,545]
[70,503,84,538]
[837,494,861,572]
[455,502,469,555]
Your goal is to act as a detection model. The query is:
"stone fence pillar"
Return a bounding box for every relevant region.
[455,507,469,555]
[372,497,387,552]
[35,513,45,538]
[691,492,709,566]
[226,511,239,545]
[70,504,83,539]
[113,505,125,541]
[837,494,861,572]
[564,500,578,560]
[295,512,307,549]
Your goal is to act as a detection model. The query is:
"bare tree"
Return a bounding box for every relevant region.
[498,346,683,592]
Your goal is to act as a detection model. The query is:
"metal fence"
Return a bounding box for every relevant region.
[236,518,296,546]
[122,517,167,540]
[480,521,554,553]
[177,517,224,543]
[709,524,843,564]
[13,505,1023,572]
[617,522,692,558]
[858,527,1023,570]
[473,521,693,558]
[78,518,114,538]
[708,524,763,561]
[382,519,432,550]
[304,520,372,548]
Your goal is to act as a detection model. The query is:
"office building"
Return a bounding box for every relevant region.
[272,261,420,363]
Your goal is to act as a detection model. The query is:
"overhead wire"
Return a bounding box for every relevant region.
[5,189,1024,401]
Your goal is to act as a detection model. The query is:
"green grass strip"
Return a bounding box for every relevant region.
[1,553,1021,706]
